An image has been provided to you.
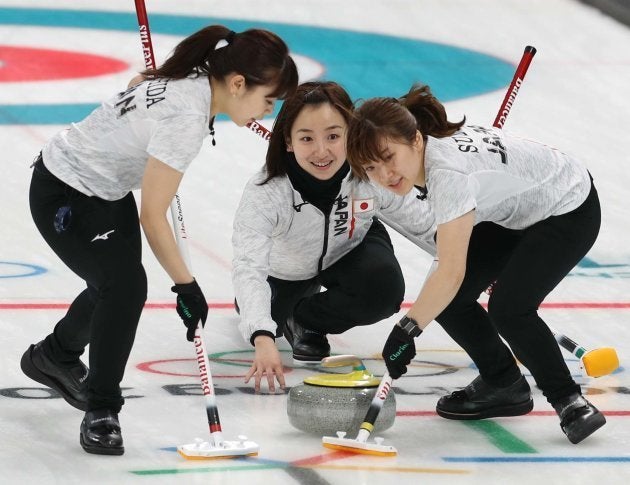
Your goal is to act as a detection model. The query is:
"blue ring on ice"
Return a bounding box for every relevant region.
[0,7,515,125]
[0,261,47,278]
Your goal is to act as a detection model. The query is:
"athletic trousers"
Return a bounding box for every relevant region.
[435,180,601,404]
[29,155,147,412]
[268,219,405,335]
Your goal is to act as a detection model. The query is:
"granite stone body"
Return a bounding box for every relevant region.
[287,383,396,435]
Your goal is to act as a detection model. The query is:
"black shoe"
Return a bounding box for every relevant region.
[283,316,330,363]
[80,409,124,455]
[436,375,533,420]
[21,341,88,411]
[553,393,606,444]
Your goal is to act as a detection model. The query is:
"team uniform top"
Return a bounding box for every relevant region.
[423,125,591,229]
[232,170,436,341]
[42,76,212,200]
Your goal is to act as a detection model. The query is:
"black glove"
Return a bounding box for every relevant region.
[382,324,417,379]
[171,279,208,342]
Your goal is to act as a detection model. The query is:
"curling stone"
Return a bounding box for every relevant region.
[287,355,396,435]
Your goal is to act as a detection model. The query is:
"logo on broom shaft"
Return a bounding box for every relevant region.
[195,340,211,395]
[377,381,391,401]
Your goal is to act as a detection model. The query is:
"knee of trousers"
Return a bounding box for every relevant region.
[351,264,405,318]
[486,292,535,330]
[100,265,148,307]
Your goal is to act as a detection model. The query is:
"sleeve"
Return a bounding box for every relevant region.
[231,178,280,343]
[374,183,437,256]
[147,113,206,172]
[429,169,476,225]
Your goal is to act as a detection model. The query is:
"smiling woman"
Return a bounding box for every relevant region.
[286,102,347,180]
[231,81,437,393]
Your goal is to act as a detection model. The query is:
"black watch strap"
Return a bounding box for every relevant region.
[398,315,422,338]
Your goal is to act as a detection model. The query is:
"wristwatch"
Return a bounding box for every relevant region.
[398,315,422,338]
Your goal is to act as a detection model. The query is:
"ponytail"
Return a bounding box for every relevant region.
[347,83,464,180]
[400,84,464,138]
[143,25,298,99]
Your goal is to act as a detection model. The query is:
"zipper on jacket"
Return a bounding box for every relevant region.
[317,213,330,273]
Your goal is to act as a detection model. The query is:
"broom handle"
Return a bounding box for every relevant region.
[133,0,224,446]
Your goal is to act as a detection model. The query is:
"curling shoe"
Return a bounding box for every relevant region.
[437,375,533,420]
[553,393,606,444]
[80,409,124,455]
[284,316,330,364]
[21,341,88,411]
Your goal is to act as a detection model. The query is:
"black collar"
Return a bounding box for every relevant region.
[286,153,349,213]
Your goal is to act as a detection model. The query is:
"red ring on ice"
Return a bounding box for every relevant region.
[0,45,129,82]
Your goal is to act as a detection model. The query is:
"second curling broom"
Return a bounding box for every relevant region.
[133,0,258,459]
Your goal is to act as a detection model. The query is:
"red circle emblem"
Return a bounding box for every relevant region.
[360,202,369,210]
[0,45,129,82]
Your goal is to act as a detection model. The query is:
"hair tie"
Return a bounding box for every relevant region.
[215,30,236,50]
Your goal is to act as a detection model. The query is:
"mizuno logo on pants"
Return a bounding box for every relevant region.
[91,230,115,242]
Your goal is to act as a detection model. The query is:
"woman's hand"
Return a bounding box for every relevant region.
[382,324,417,379]
[245,335,286,393]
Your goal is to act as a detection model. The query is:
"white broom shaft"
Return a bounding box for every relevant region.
[134,0,223,446]
[355,372,393,442]
[171,191,223,443]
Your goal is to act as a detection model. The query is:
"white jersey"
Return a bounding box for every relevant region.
[232,169,436,342]
[423,126,591,229]
[42,76,212,200]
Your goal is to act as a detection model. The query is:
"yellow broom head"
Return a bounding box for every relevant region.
[582,347,619,378]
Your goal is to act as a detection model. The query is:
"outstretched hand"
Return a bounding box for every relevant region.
[245,335,286,393]
[382,325,416,379]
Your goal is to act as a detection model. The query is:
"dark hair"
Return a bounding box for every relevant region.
[143,25,298,99]
[347,83,465,180]
[261,81,354,184]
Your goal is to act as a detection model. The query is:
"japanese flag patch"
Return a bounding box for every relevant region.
[353,198,374,213]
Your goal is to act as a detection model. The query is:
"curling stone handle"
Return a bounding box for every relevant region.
[321,355,364,369]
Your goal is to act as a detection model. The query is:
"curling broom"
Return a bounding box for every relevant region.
[322,371,397,456]
[133,0,258,459]
[552,329,619,378]
[490,45,619,378]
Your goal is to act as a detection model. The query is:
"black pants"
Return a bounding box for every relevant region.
[269,219,405,335]
[29,155,147,413]
[436,181,601,404]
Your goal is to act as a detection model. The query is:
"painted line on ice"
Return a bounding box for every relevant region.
[0,261,47,278]
[463,421,538,454]
[299,464,470,474]
[2,301,630,310]
[133,450,469,476]
[397,410,630,417]
[0,302,234,310]
[442,456,630,463]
